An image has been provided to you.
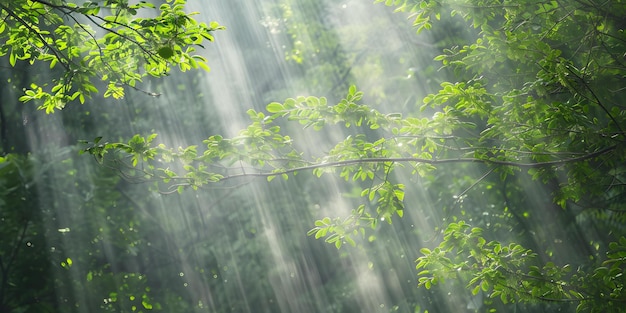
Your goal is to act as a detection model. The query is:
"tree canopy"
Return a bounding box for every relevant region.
[0,0,223,112]
[2,0,626,312]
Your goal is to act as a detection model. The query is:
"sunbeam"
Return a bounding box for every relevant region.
[2,0,626,312]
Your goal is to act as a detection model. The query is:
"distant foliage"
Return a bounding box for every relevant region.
[0,155,53,312]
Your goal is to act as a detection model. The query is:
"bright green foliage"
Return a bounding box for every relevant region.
[0,0,223,112]
[82,0,626,310]
[0,0,612,310]
[416,222,626,311]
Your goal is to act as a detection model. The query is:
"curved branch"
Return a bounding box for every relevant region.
[216,145,617,181]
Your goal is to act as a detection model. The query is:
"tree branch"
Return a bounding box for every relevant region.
[215,145,617,181]
[0,2,72,72]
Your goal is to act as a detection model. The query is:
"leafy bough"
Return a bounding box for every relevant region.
[1,0,224,112]
[81,85,623,309]
[81,85,617,241]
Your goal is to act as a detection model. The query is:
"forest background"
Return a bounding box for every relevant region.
[1,0,625,312]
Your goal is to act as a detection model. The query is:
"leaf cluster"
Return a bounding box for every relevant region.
[1,0,223,112]
[416,221,626,311]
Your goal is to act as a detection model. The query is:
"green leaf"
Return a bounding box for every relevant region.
[335,239,342,249]
[9,50,17,67]
[142,300,153,309]
[480,280,489,292]
[345,235,356,247]
[315,228,327,239]
[471,284,481,295]
[157,46,174,59]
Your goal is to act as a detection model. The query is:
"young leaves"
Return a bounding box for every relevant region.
[2,0,224,112]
